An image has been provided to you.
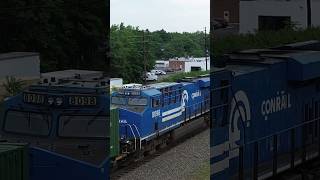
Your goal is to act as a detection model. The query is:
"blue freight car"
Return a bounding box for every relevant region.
[111,76,210,161]
[211,41,320,180]
[0,74,110,180]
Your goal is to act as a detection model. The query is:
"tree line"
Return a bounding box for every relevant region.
[0,0,107,73]
[110,23,209,83]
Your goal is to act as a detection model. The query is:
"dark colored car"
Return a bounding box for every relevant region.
[213,18,228,30]
[165,68,174,72]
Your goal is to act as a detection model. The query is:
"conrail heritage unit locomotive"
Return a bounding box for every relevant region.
[0,70,211,179]
[110,76,210,164]
[0,71,109,180]
[211,41,320,180]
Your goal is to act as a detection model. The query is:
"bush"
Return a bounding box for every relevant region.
[214,27,320,56]
[161,71,209,82]
[2,76,24,97]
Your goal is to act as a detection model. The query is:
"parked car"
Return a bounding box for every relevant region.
[145,72,158,81]
[151,69,166,75]
[165,68,174,72]
[213,18,228,30]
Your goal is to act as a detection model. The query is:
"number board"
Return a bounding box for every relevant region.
[68,96,97,106]
[23,93,45,104]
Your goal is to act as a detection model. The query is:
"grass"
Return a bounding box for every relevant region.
[160,71,210,82]
[189,161,210,180]
[214,27,320,56]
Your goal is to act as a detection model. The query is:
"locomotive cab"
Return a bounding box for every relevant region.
[0,77,109,165]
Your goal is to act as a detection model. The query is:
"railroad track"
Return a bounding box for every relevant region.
[110,126,209,180]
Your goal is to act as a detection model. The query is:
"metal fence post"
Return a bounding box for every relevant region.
[273,135,278,176]
[239,146,244,180]
[253,142,259,180]
[291,128,295,169]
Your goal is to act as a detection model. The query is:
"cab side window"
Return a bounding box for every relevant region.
[152,98,160,108]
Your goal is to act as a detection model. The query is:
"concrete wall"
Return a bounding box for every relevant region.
[184,60,210,73]
[240,0,309,33]
[0,55,40,82]
[311,0,320,26]
[0,54,40,99]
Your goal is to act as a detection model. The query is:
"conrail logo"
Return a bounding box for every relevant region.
[261,91,292,120]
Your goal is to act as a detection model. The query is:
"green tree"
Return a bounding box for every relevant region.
[0,0,107,72]
[110,24,209,83]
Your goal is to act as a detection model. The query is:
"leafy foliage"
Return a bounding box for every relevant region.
[214,27,320,56]
[110,24,209,83]
[160,71,209,82]
[2,76,24,97]
[0,0,107,72]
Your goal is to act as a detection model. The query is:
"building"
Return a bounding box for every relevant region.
[0,52,40,82]
[240,0,320,34]
[213,0,240,24]
[154,60,169,70]
[169,57,210,73]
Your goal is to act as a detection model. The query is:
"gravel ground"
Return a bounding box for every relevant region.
[116,129,209,180]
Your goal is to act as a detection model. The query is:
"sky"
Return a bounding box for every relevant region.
[110,0,210,33]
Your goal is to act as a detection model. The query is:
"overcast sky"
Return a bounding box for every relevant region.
[110,0,210,33]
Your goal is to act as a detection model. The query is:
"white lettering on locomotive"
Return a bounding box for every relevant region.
[261,91,292,120]
[152,110,161,118]
[119,119,128,124]
[191,90,201,99]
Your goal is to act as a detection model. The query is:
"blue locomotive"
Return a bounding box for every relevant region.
[111,76,210,161]
[211,41,320,180]
[0,71,109,180]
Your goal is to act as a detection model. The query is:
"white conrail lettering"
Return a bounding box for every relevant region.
[191,90,201,99]
[261,91,292,120]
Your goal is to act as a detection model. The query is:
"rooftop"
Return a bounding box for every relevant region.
[0,52,39,61]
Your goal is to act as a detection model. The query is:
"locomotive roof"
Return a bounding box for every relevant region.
[213,41,320,80]
[28,77,109,93]
[146,82,181,89]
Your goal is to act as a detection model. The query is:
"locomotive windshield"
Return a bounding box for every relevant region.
[128,98,147,106]
[4,110,51,136]
[111,96,147,113]
[58,115,107,138]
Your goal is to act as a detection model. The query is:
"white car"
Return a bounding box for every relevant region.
[151,69,166,75]
[145,72,158,81]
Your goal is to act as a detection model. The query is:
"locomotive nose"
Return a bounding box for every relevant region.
[118,109,142,139]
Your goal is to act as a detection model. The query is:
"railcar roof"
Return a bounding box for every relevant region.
[28,77,109,91]
[146,82,181,89]
[213,49,320,76]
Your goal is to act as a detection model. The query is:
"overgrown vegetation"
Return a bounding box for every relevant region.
[2,76,24,97]
[0,0,107,72]
[214,27,320,56]
[110,24,209,83]
[160,71,209,82]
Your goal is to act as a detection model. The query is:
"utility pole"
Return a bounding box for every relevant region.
[143,30,147,85]
[307,0,312,28]
[128,31,151,84]
[204,27,208,71]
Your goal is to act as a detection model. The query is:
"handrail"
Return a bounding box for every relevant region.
[132,124,142,150]
[122,123,137,151]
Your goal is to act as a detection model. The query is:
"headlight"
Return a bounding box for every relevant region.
[48,97,54,105]
[56,97,63,106]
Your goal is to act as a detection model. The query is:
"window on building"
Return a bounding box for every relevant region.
[258,16,291,31]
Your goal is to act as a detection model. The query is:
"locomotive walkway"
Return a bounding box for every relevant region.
[113,129,209,180]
